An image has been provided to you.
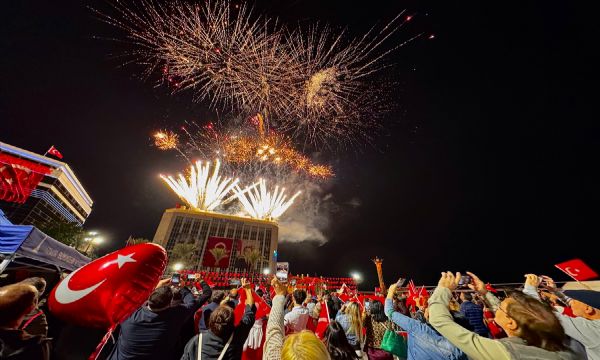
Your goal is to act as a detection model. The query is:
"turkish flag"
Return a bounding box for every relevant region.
[234,289,270,325]
[555,259,598,281]
[314,301,330,339]
[47,145,63,159]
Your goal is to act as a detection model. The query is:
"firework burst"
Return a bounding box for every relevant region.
[153,130,179,150]
[157,117,334,179]
[102,0,420,148]
[160,159,239,211]
[234,179,301,220]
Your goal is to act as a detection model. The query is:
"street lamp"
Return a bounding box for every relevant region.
[173,262,184,271]
[351,272,362,282]
[263,268,271,275]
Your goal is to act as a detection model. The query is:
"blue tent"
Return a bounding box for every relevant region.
[0,224,90,273]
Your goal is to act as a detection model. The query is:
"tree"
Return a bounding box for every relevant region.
[39,221,85,249]
[170,243,196,267]
[243,248,262,273]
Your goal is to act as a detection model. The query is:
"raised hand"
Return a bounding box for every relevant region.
[437,272,460,291]
[466,272,487,295]
[524,274,540,288]
[241,277,251,289]
[271,277,288,296]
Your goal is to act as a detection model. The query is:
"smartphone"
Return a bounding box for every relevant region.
[229,278,241,287]
[276,270,288,283]
[457,275,471,288]
[290,278,297,286]
[187,274,197,280]
[171,273,181,284]
[396,278,406,287]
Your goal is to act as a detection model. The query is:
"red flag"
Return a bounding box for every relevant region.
[47,145,63,159]
[485,283,498,293]
[314,301,330,339]
[406,280,418,306]
[234,289,271,326]
[201,237,233,268]
[418,286,429,298]
[555,259,598,281]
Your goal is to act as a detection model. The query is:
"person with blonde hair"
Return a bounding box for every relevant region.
[335,302,363,353]
[263,277,331,360]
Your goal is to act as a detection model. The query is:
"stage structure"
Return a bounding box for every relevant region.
[153,207,278,273]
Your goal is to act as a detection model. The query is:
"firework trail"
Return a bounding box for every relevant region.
[233,179,301,220]
[159,159,239,211]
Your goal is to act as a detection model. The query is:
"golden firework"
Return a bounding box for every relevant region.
[153,130,179,150]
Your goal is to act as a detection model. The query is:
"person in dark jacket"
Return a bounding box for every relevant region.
[107,277,212,360]
[0,283,50,360]
[459,292,490,337]
[19,277,49,337]
[181,278,256,360]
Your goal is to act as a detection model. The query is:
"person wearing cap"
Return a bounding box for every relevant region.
[523,274,600,360]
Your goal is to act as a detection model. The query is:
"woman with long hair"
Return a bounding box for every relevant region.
[324,321,360,360]
[363,300,393,360]
[428,272,585,360]
[335,302,364,353]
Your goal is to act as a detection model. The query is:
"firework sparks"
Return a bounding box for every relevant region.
[176,119,334,179]
[160,159,239,211]
[102,0,420,148]
[234,179,301,220]
[100,0,298,118]
[153,130,179,150]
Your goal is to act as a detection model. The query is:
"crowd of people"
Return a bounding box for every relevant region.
[0,270,599,360]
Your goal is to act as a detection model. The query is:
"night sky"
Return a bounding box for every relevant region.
[2,1,598,289]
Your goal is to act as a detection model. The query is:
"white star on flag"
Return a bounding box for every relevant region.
[117,253,136,268]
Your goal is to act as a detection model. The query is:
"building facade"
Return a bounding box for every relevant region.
[153,208,279,273]
[0,142,93,227]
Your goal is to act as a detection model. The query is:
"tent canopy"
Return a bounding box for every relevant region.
[0,224,89,272]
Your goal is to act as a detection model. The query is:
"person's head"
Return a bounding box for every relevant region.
[293,289,307,305]
[460,292,472,302]
[211,290,226,304]
[494,291,566,352]
[148,286,173,312]
[20,277,47,297]
[369,300,386,322]
[282,330,331,360]
[564,290,600,320]
[0,284,38,328]
[324,321,358,360]
[208,305,235,339]
[171,287,183,305]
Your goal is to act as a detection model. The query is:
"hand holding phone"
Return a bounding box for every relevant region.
[171,273,181,285]
[457,274,471,288]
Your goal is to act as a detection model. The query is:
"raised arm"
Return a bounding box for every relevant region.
[263,278,288,360]
[384,282,421,333]
[428,272,511,360]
